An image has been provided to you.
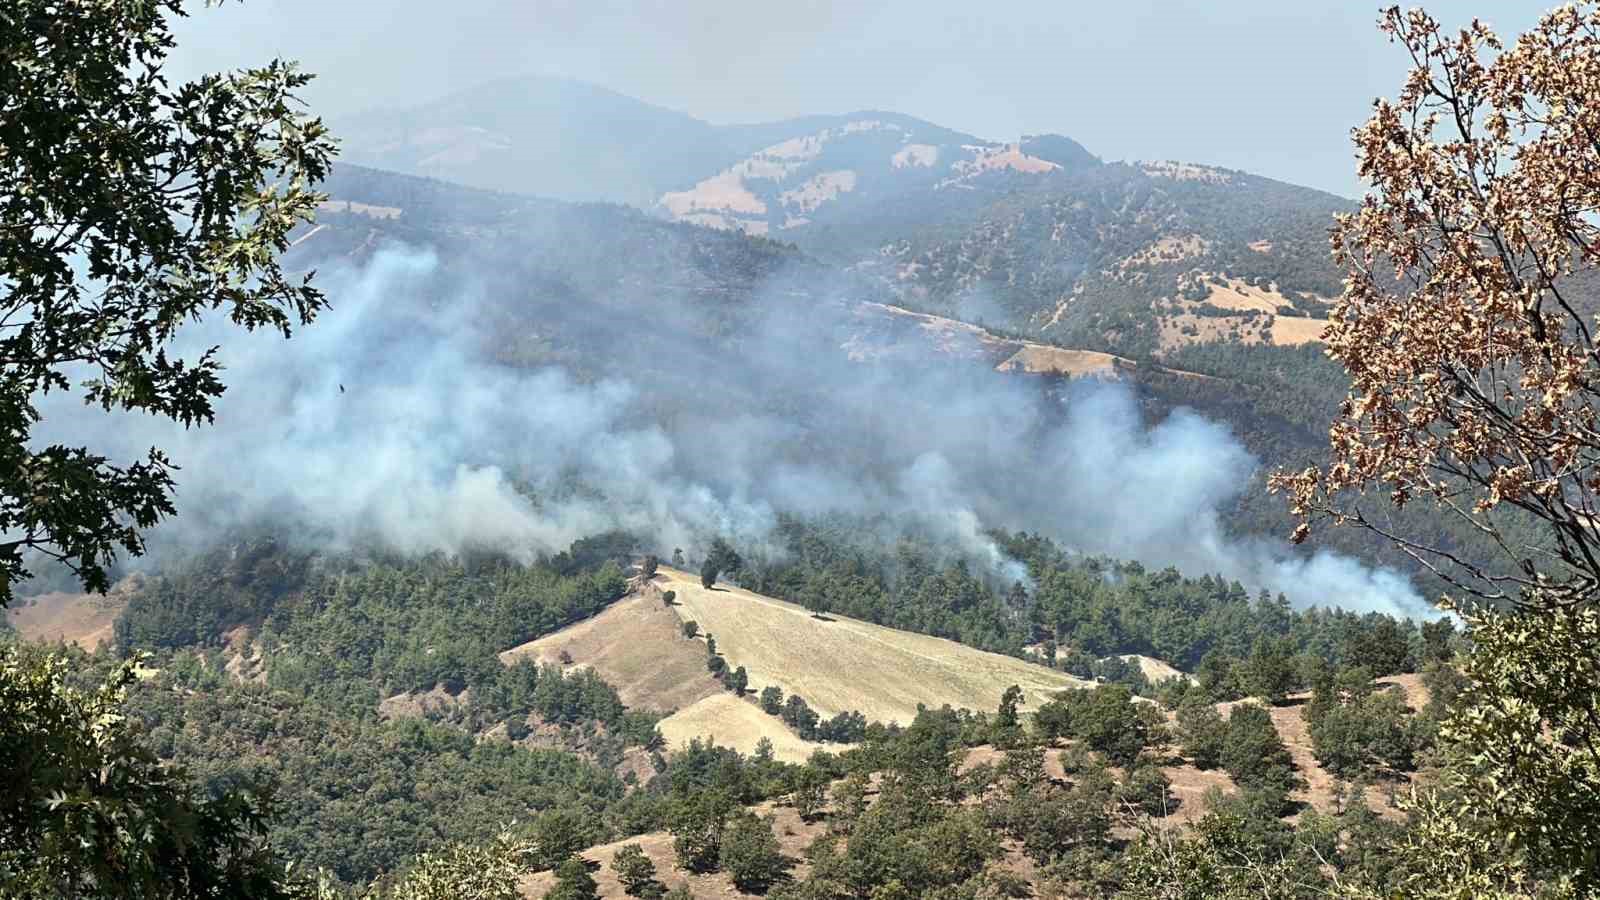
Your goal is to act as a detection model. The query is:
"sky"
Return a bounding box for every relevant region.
[169,1,1549,198]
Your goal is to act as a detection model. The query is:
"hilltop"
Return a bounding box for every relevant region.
[496,568,1090,762]
[653,566,1090,723]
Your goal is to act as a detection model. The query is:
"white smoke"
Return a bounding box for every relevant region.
[32,243,1433,619]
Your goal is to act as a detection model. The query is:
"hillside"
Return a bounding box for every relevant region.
[854,161,1352,357]
[499,592,724,714]
[652,567,1091,724]
[514,669,1438,899]
[335,76,746,206]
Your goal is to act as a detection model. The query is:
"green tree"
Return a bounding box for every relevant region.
[0,0,334,606]
[670,792,730,873]
[533,809,593,871]
[0,648,301,899]
[681,621,699,640]
[700,561,721,590]
[759,685,784,715]
[1174,693,1227,769]
[545,857,598,900]
[727,665,748,695]
[1118,764,1175,818]
[610,844,657,897]
[992,684,1024,747]
[792,767,828,822]
[719,811,785,892]
[1220,704,1298,801]
[1119,809,1309,899]
[1239,636,1297,704]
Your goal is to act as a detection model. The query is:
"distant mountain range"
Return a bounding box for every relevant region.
[336,76,1351,356]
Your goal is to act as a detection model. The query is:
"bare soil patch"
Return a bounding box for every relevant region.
[6,575,141,650]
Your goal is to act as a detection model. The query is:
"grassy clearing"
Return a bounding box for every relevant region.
[499,591,723,713]
[658,693,827,764]
[654,567,1091,725]
[6,587,131,650]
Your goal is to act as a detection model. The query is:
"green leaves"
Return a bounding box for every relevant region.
[0,0,336,606]
[0,644,298,898]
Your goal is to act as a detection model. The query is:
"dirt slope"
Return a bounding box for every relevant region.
[520,799,826,899]
[5,576,142,650]
[654,566,1091,725]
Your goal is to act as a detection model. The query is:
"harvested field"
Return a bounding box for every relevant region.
[6,577,140,650]
[654,567,1091,725]
[499,590,723,713]
[658,693,826,763]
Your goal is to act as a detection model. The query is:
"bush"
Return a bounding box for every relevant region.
[1220,704,1298,796]
[759,685,784,715]
[719,811,786,892]
[610,843,657,897]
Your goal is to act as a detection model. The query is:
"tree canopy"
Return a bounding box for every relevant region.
[0,0,335,606]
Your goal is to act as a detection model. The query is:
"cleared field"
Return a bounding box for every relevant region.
[6,579,138,650]
[997,343,1121,378]
[658,692,827,763]
[654,567,1091,725]
[499,591,722,713]
[1269,315,1328,345]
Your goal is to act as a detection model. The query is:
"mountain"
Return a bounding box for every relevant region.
[655,113,1098,249]
[335,76,746,205]
[335,77,1104,241]
[293,164,1472,589]
[337,79,1351,367]
[856,161,1354,357]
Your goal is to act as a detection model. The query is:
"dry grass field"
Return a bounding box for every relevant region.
[500,591,724,713]
[996,343,1122,378]
[658,693,827,763]
[5,577,141,650]
[654,567,1092,725]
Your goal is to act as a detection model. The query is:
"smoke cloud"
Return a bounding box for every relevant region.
[33,242,1432,620]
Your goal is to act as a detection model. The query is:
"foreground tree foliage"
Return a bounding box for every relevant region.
[0,1,341,897]
[0,646,298,898]
[360,833,531,900]
[1253,5,1600,898]
[0,0,334,605]
[1271,3,1600,610]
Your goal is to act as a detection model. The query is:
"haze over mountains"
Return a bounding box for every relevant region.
[38,74,1455,622]
[338,75,1352,345]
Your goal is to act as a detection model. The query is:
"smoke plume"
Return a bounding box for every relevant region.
[33,243,1432,620]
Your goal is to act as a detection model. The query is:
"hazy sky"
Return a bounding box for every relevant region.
[170,1,1548,198]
